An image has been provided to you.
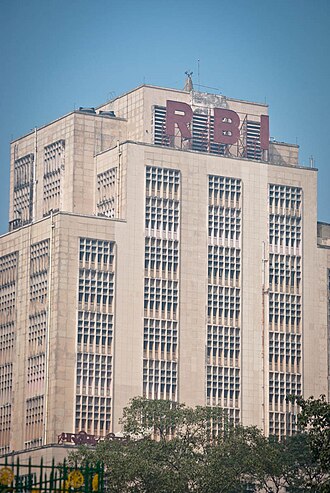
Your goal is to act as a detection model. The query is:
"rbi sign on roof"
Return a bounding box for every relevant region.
[165,100,269,150]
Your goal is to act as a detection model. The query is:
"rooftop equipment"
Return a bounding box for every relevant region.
[78,107,96,114]
[98,110,116,117]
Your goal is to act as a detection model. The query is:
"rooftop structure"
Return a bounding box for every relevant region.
[0,82,329,461]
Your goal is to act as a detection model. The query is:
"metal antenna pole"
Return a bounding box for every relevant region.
[198,59,200,88]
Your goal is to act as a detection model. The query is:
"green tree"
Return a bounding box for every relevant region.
[68,396,330,493]
[69,398,255,492]
[201,425,263,493]
[287,395,330,492]
[292,395,330,471]
[282,433,328,492]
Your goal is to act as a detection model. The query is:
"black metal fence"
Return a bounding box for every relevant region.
[0,457,104,493]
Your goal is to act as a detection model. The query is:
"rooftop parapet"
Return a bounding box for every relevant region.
[317,221,330,248]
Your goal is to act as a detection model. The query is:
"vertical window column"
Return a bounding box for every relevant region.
[0,251,18,454]
[207,176,242,424]
[97,167,117,218]
[25,240,49,449]
[143,166,180,401]
[268,185,302,437]
[13,154,34,227]
[43,140,65,216]
[75,238,115,436]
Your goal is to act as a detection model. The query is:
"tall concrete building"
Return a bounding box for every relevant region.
[0,82,329,459]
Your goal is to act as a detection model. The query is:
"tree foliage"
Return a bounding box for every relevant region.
[68,396,330,493]
[289,394,330,472]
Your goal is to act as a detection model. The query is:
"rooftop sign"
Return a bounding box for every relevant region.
[164,100,269,152]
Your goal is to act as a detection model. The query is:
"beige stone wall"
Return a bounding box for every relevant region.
[1,85,329,459]
[94,144,127,220]
[2,139,328,449]
[99,85,270,147]
[0,218,52,452]
[269,141,299,167]
[8,84,298,232]
[316,244,330,399]
[9,113,127,227]
[318,222,330,248]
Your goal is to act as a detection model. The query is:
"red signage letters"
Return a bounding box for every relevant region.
[165,100,269,151]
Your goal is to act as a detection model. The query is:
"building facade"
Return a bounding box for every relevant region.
[0,83,329,458]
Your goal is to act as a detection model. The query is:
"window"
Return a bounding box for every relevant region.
[13,153,34,226]
[207,176,242,416]
[75,239,116,436]
[43,140,65,215]
[268,185,303,436]
[97,168,117,218]
[144,167,180,400]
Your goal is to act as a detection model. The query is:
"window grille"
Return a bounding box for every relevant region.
[145,238,179,280]
[208,206,241,243]
[207,326,240,368]
[153,107,170,147]
[268,293,302,331]
[27,354,45,397]
[269,185,302,215]
[76,239,115,435]
[0,252,18,325]
[208,176,241,208]
[144,278,178,320]
[269,372,301,409]
[13,153,34,226]
[207,176,242,416]
[0,253,17,452]
[0,403,11,453]
[206,366,240,408]
[0,322,15,358]
[25,396,44,444]
[77,312,113,353]
[75,395,111,436]
[24,243,49,446]
[211,408,240,431]
[269,412,286,437]
[208,246,240,287]
[76,353,112,397]
[143,360,177,401]
[146,166,180,200]
[24,438,43,449]
[269,254,301,293]
[79,238,115,271]
[78,270,114,311]
[268,184,302,436]
[43,140,65,216]
[144,167,180,401]
[143,319,178,361]
[269,332,301,373]
[97,167,117,218]
[28,311,47,353]
[0,363,13,401]
[207,285,240,326]
[145,197,180,237]
[30,241,49,311]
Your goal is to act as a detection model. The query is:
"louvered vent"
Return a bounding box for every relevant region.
[154,106,264,161]
[192,113,226,156]
[246,121,261,160]
[154,106,169,147]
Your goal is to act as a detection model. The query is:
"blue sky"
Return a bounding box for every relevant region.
[0,0,329,234]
